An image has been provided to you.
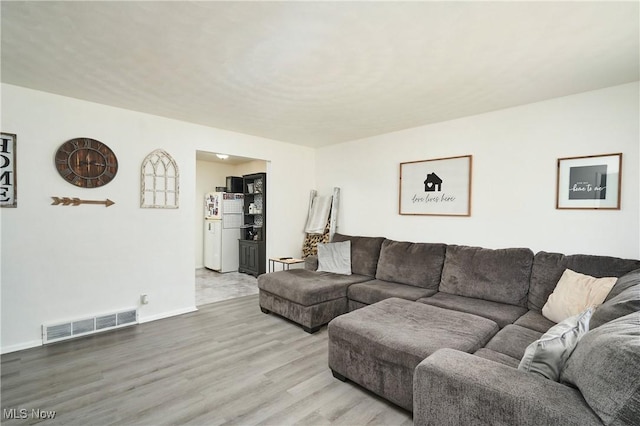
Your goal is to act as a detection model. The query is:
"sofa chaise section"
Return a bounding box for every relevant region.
[258,269,371,333]
[257,233,384,332]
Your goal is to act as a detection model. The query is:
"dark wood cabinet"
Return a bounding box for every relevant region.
[239,173,266,276]
[238,240,265,277]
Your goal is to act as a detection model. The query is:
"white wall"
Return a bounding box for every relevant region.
[0,84,315,353]
[316,83,640,259]
[234,160,267,177]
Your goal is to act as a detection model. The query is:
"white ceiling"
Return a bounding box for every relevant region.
[2,1,638,148]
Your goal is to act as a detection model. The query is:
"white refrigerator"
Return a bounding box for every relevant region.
[204,192,244,272]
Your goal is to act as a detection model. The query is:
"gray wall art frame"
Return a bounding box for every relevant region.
[399,155,472,216]
[556,153,622,210]
[0,132,17,208]
[140,149,179,209]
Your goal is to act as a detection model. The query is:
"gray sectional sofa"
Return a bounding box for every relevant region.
[257,233,640,425]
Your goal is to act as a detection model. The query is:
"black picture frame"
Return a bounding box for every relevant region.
[556,153,622,210]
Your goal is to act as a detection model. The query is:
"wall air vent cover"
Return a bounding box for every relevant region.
[46,323,72,341]
[42,308,138,344]
[72,319,95,334]
[96,314,117,330]
[117,310,137,326]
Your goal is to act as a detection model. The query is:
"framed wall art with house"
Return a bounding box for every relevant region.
[399,155,472,216]
[556,153,622,210]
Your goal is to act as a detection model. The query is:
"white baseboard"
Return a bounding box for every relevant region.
[138,306,198,324]
[1,339,42,355]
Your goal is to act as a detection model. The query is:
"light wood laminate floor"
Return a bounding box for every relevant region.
[1,295,412,426]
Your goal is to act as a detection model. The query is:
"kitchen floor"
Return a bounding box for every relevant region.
[195,268,259,306]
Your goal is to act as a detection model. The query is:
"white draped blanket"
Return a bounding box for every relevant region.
[304,195,332,234]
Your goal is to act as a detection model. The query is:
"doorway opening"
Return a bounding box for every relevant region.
[195,150,268,306]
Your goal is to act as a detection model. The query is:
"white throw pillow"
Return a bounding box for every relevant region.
[317,241,352,275]
[518,308,592,381]
[542,269,616,323]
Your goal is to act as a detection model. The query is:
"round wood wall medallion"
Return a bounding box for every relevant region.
[54,138,118,188]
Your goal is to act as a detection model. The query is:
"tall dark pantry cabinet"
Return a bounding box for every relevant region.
[238,173,266,276]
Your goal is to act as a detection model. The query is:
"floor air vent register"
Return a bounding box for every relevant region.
[42,309,138,344]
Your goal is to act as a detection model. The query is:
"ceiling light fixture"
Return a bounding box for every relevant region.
[216,154,229,160]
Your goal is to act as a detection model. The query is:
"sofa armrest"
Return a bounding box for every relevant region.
[305,255,318,271]
[413,348,601,426]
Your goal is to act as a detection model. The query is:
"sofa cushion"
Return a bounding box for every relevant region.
[304,255,319,271]
[474,348,520,368]
[590,269,640,329]
[528,251,640,312]
[561,312,640,425]
[514,311,556,333]
[348,279,437,305]
[439,245,533,307]
[375,239,446,289]
[257,269,371,306]
[541,269,615,323]
[605,267,640,301]
[317,241,352,275]
[332,233,385,277]
[417,292,528,328]
[484,324,543,360]
[518,308,592,381]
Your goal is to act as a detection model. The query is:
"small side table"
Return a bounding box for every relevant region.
[269,257,305,273]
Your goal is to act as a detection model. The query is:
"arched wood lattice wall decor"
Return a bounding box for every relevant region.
[140,149,179,209]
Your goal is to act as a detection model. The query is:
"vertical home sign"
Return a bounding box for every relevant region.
[0,133,17,207]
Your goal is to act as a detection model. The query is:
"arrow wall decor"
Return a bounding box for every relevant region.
[51,197,115,207]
